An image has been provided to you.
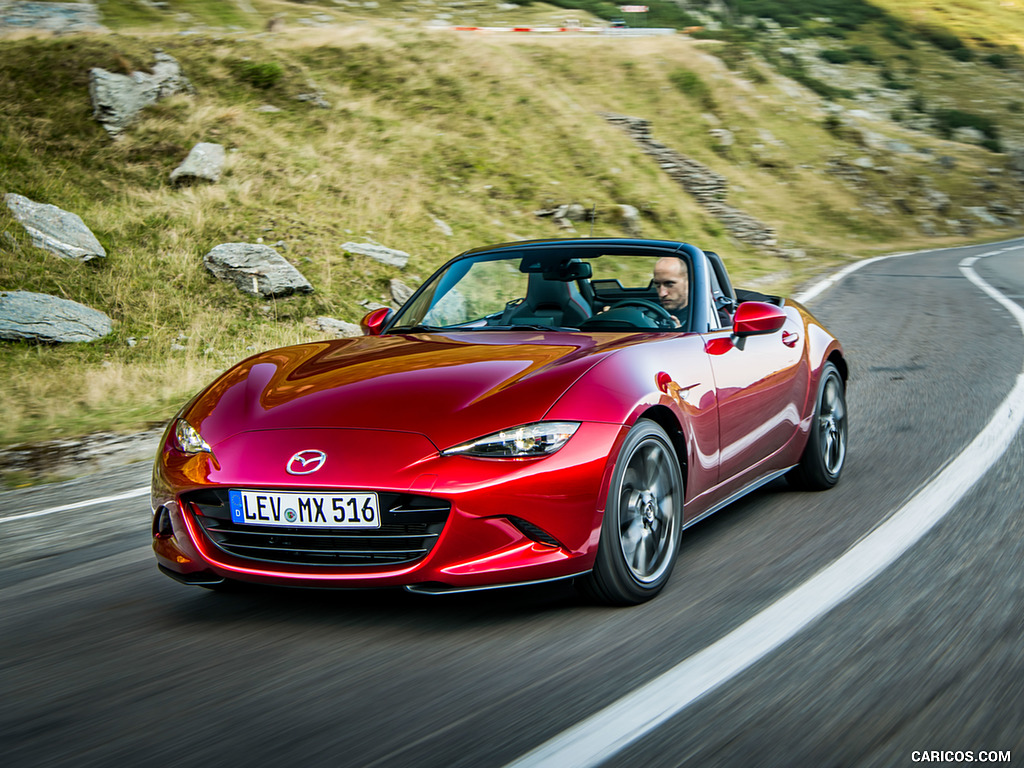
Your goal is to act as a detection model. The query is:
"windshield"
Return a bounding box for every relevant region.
[388,247,694,333]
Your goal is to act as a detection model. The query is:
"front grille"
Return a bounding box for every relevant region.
[183,488,450,568]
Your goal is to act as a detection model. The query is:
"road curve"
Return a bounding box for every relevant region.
[2,240,1023,768]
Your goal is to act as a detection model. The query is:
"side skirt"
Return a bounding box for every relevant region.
[682,466,795,531]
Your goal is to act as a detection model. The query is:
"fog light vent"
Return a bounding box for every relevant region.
[507,517,562,548]
[153,506,174,539]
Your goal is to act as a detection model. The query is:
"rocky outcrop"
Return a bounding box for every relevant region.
[341,242,410,268]
[4,193,106,262]
[603,113,782,254]
[0,1,104,34]
[89,52,194,137]
[203,243,313,298]
[309,316,362,338]
[0,290,112,343]
[170,142,226,185]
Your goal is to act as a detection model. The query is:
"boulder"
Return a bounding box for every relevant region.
[170,142,226,185]
[4,193,106,262]
[310,316,362,338]
[341,242,410,268]
[0,290,112,343]
[709,128,735,148]
[964,206,1001,225]
[952,126,986,145]
[89,52,194,137]
[613,204,643,236]
[389,278,416,306]
[203,243,313,298]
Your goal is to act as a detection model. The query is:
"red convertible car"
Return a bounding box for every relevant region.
[152,238,847,604]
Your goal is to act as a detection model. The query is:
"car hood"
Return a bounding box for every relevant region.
[185,331,631,451]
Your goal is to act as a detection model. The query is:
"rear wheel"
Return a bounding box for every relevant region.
[579,420,684,605]
[788,361,847,490]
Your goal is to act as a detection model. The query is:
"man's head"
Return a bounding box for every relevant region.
[653,257,689,312]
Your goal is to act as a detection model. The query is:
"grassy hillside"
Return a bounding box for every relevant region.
[2,0,1024,451]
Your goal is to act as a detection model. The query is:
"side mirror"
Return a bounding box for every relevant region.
[733,301,786,337]
[360,307,394,336]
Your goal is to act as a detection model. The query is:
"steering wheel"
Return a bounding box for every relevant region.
[608,299,679,329]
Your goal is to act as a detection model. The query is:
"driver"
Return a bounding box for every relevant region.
[652,257,689,327]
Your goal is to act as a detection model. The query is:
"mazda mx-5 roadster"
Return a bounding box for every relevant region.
[152,238,847,604]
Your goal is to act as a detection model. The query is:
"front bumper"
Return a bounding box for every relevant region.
[152,422,627,590]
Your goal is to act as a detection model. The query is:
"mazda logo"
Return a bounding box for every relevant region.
[286,449,327,475]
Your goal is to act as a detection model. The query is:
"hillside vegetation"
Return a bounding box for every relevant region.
[3,0,1024,451]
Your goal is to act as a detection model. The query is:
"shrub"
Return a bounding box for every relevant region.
[820,49,852,65]
[669,69,716,110]
[986,53,1009,69]
[916,25,965,51]
[234,60,284,89]
[933,109,999,141]
[848,44,878,65]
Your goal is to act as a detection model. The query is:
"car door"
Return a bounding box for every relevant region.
[702,307,809,488]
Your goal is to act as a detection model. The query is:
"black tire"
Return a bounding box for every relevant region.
[578,420,684,606]
[788,361,847,490]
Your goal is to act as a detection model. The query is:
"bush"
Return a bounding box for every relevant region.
[669,69,716,110]
[933,109,999,141]
[820,49,852,65]
[986,53,1009,69]
[234,60,284,89]
[848,44,878,64]
[916,25,965,51]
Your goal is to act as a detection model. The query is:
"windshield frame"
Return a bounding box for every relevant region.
[384,239,715,335]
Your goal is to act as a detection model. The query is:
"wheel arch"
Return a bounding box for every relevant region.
[634,404,688,484]
[827,349,848,384]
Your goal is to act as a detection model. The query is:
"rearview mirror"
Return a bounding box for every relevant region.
[733,301,786,337]
[361,307,394,336]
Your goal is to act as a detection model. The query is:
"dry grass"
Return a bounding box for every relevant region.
[2,17,1024,445]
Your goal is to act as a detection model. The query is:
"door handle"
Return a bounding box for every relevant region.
[782,330,800,348]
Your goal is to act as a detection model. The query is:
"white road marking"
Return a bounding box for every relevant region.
[506,245,1024,768]
[0,486,150,524]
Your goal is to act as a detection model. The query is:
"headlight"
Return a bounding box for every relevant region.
[443,422,580,458]
[174,419,212,455]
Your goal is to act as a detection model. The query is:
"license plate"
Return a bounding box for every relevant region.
[229,490,381,529]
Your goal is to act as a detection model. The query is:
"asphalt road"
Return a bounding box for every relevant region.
[3,240,1023,768]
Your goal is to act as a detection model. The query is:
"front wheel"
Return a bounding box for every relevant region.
[578,420,684,606]
[788,361,847,490]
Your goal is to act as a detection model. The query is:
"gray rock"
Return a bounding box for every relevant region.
[964,206,1001,225]
[170,142,225,185]
[89,52,194,137]
[203,243,313,298]
[4,193,106,262]
[924,189,951,214]
[341,242,410,268]
[0,290,112,343]
[311,316,362,338]
[709,128,735,148]
[389,278,416,306]
[952,126,986,145]
[430,214,453,237]
[614,204,643,236]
